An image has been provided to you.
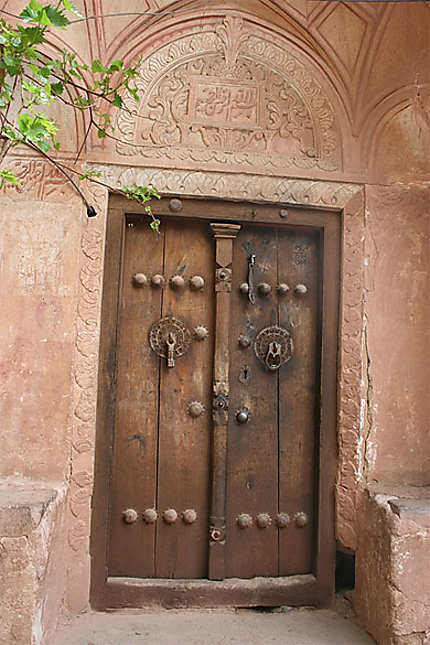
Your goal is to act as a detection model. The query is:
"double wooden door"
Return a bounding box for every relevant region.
[92,196,339,608]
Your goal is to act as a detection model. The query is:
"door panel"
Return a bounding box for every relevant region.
[102,200,332,596]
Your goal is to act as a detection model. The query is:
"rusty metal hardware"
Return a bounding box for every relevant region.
[239,282,249,294]
[169,198,183,212]
[238,334,251,348]
[190,275,205,290]
[295,284,308,295]
[257,282,272,296]
[295,512,309,528]
[151,273,165,287]
[256,513,272,528]
[209,515,226,542]
[237,513,253,529]
[254,325,293,371]
[194,325,209,341]
[187,401,205,418]
[142,508,158,524]
[238,365,251,385]
[149,316,191,368]
[247,253,256,304]
[163,509,178,524]
[133,273,147,287]
[276,512,290,528]
[236,407,250,424]
[182,509,198,524]
[170,275,185,290]
[277,283,290,295]
[122,508,138,524]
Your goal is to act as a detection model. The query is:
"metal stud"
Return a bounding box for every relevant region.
[133,273,147,287]
[163,509,178,524]
[238,335,251,348]
[236,408,250,424]
[277,283,290,295]
[187,401,205,418]
[276,513,290,528]
[257,282,272,296]
[142,508,158,524]
[170,275,185,290]
[194,325,209,341]
[182,509,198,524]
[279,209,288,219]
[256,513,272,528]
[237,513,253,529]
[190,275,205,290]
[295,512,309,528]
[239,282,249,294]
[151,274,165,287]
[169,198,183,212]
[295,284,308,295]
[122,508,138,524]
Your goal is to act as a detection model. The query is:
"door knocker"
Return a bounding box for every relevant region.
[254,325,293,371]
[149,316,191,368]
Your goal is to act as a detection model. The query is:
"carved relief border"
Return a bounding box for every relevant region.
[66,164,365,609]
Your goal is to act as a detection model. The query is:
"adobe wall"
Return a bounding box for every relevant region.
[0,1,428,642]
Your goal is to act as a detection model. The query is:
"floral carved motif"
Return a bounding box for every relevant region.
[116,17,342,172]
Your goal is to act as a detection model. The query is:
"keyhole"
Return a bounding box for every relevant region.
[239,364,251,384]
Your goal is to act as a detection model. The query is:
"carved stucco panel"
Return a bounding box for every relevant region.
[116,16,342,174]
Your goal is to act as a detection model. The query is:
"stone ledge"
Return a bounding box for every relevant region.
[0,476,60,538]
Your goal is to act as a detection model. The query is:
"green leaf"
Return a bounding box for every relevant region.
[29,0,43,11]
[45,7,70,28]
[63,0,72,9]
[109,60,123,72]
[19,6,40,23]
[0,169,19,189]
[78,170,102,180]
[91,59,106,74]
[112,92,122,108]
[150,219,160,232]
[51,81,64,94]
[97,128,106,139]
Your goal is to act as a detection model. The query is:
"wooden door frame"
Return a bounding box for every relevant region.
[90,194,340,610]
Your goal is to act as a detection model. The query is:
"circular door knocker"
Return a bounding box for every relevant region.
[149,316,191,368]
[254,325,293,371]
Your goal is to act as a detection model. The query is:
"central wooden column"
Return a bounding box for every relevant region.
[208,222,241,580]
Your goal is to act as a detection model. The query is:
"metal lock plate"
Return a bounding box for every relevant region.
[254,325,293,371]
[149,316,191,368]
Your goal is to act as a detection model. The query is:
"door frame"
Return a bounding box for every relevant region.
[90,194,340,609]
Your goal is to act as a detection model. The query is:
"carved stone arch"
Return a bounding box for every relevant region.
[114,13,346,175]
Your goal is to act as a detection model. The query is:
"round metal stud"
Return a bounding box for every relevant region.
[190,275,205,290]
[276,512,290,528]
[182,509,198,524]
[277,283,290,295]
[236,408,250,424]
[258,282,272,296]
[142,508,158,524]
[194,325,209,341]
[170,275,185,290]
[237,513,253,529]
[256,513,272,528]
[151,274,165,287]
[295,512,309,528]
[238,335,251,348]
[133,273,147,287]
[122,508,138,524]
[169,198,183,212]
[279,209,288,219]
[239,282,249,294]
[163,509,178,524]
[295,284,308,295]
[187,401,205,418]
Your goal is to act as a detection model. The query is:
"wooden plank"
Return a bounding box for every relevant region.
[105,575,317,608]
[91,207,124,607]
[208,223,241,580]
[108,214,164,577]
[225,224,279,578]
[277,228,320,575]
[155,218,214,579]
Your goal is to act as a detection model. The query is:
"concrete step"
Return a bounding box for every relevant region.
[51,608,376,645]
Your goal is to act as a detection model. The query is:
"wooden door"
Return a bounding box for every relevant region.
[91,196,339,608]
